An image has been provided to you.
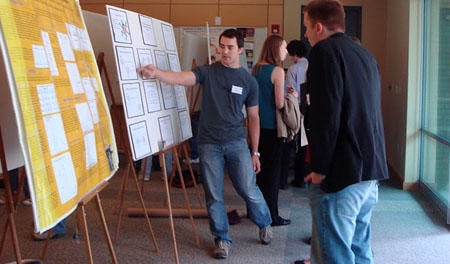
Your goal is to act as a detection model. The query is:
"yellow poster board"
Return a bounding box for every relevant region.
[0,0,118,232]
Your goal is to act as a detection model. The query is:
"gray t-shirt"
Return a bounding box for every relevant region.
[192,62,258,144]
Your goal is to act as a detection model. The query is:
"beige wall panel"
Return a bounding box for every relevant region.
[268,5,283,35]
[220,5,267,26]
[220,0,268,4]
[172,0,218,3]
[171,5,219,26]
[80,4,112,15]
[124,0,171,3]
[123,4,170,21]
[269,0,283,4]
[80,0,122,4]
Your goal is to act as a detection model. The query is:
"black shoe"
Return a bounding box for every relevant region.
[303,236,312,245]
[271,217,291,226]
[294,260,310,264]
[227,209,241,225]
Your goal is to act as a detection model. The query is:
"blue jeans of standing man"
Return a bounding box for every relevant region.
[199,139,272,244]
[309,180,378,264]
[53,218,67,235]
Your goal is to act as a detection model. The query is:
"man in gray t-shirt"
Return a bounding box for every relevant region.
[139,28,272,260]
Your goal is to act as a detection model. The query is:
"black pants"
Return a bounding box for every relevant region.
[257,129,283,222]
[279,140,294,189]
[6,168,31,199]
[293,139,310,186]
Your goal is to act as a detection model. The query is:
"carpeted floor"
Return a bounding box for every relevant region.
[1,166,450,263]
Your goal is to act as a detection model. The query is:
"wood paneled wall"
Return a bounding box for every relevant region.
[79,0,283,34]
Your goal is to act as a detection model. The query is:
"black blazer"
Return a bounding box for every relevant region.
[306,32,389,193]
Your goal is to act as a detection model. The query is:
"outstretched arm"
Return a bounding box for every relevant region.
[138,64,196,86]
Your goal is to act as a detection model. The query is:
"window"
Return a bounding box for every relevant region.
[421,0,450,222]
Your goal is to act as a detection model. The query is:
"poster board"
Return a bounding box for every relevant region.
[0,0,119,232]
[82,10,121,107]
[176,26,267,72]
[0,52,24,172]
[106,5,192,161]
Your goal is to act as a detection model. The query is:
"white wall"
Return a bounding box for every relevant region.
[284,0,419,188]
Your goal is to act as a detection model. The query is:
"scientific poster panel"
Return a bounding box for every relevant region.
[106,5,192,161]
[0,0,119,232]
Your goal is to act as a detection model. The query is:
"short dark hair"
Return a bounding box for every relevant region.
[219,28,245,48]
[287,40,308,57]
[304,0,345,31]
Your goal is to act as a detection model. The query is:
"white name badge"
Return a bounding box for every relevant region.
[231,85,243,95]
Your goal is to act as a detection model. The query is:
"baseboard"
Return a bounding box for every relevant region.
[387,163,403,189]
[386,163,419,191]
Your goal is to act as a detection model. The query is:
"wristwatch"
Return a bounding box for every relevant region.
[251,151,261,158]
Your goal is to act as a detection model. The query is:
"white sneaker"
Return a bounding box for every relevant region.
[190,158,200,163]
[213,240,230,259]
[259,225,272,245]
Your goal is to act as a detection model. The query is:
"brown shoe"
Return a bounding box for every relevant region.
[32,231,65,241]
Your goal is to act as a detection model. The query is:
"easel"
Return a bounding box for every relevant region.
[144,144,201,264]
[96,52,158,252]
[0,126,41,263]
[38,181,118,264]
[100,48,202,262]
[139,141,204,210]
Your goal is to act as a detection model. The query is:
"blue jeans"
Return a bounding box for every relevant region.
[144,153,173,180]
[309,180,378,264]
[53,218,67,235]
[199,139,272,244]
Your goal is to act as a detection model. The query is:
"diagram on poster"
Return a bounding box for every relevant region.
[0,0,119,232]
[106,5,192,161]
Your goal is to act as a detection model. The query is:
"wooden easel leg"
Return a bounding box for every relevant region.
[130,159,159,253]
[75,182,118,263]
[0,134,23,263]
[161,153,179,264]
[39,230,52,260]
[78,204,94,264]
[0,217,10,256]
[114,163,130,242]
[8,213,22,263]
[173,150,201,248]
[95,194,118,263]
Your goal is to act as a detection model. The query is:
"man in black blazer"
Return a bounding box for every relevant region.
[296,1,389,264]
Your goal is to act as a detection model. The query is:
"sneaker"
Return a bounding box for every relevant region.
[189,158,200,164]
[213,240,230,259]
[22,199,32,206]
[32,231,65,241]
[183,158,200,164]
[259,225,272,245]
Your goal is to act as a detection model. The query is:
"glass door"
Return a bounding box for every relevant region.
[421,0,450,223]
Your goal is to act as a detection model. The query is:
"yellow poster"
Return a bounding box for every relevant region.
[0,0,118,232]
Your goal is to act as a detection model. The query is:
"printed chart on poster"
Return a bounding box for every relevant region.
[0,0,119,232]
[106,5,192,161]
